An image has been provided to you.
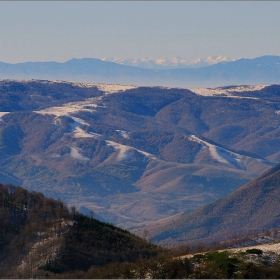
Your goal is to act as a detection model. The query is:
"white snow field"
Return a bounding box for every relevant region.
[70,147,90,161]
[106,140,158,162]
[0,112,9,117]
[190,85,268,98]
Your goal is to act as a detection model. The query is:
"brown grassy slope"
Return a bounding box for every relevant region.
[148,163,280,247]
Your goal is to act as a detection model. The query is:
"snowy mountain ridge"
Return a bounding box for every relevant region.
[100,56,239,69]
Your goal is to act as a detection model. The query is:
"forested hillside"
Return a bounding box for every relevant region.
[3,183,280,279]
[0,166,280,279]
[0,183,162,278]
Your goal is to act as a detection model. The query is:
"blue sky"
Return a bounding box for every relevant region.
[1,1,280,63]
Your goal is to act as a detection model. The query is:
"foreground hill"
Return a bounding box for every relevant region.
[148,163,280,247]
[0,183,162,278]
[0,80,279,229]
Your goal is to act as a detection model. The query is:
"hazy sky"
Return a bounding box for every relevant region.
[1,1,280,63]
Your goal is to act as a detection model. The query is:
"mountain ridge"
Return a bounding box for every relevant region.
[0,80,279,230]
[0,55,280,87]
[100,56,238,69]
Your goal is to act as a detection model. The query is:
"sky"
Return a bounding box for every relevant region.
[1,1,280,63]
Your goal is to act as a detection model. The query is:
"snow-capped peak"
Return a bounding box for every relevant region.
[100,56,239,69]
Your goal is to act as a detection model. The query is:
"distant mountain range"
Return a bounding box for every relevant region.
[100,56,238,69]
[0,55,279,87]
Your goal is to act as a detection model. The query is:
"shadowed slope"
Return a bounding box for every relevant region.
[149,163,280,247]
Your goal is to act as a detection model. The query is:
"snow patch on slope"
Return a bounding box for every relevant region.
[93,84,137,95]
[72,127,92,138]
[190,85,267,98]
[89,131,102,138]
[0,112,9,123]
[70,147,89,161]
[35,98,101,138]
[55,81,138,94]
[0,112,9,117]
[70,124,101,139]
[116,130,130,139]
[189,135,245,169]
[106,140,158,162]
[35,99,97,119]
[107,141,133,162]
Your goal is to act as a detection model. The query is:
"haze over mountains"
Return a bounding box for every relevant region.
[0,55,280,87]
[100,56,238,69]
[0,80,279,232]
